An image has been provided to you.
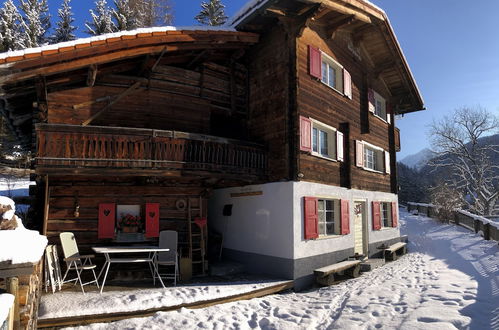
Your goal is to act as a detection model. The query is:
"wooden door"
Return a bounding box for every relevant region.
[354,201,366,255]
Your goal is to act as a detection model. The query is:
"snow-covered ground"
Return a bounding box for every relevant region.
[65,209,499,330]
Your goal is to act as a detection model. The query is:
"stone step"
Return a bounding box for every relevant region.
[360,258,385,272]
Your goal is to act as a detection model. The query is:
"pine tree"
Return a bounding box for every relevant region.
[52,0,77,43]
[112,0,137,31]
[195,0,227,26]
[127,0,173,28]
[85,0,116,35]
[20,0,51,48]
[0,0,25,51]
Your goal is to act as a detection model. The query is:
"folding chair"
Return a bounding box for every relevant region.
[154,230,179,286]
[59,232,99,294]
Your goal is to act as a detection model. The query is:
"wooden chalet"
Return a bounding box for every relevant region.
[0,0,425,288]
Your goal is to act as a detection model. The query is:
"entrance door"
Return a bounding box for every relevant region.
[353,201,366,256]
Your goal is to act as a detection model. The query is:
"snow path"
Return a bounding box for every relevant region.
[66,209,499,330]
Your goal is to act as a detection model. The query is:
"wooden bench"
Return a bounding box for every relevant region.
[383,242,407,261]
[314,260,361,286]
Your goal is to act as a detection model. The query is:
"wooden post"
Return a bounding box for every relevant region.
[474,219,480,234]
[453,211,459,225]
[6,277,19,330]
[42,176,50,236]
[483,223,491,240]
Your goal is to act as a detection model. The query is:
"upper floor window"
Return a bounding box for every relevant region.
[368,89,390,123]
[312,120,336,159]
[355,140,391,174]
[321,55,343,92]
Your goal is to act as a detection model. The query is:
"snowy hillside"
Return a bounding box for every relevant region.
[399,148,435,169]
[66,209,499,330]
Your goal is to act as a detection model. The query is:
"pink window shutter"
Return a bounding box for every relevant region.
[145,203,160,238]
[308,45,322,79]
[384,151,391,174]
[336,131,344,162]
[391,202,398,227]
[343,69,352,99]
[355,140,364,167]
[372,201,381,230]
[340,200,350,235]
[299,116,312,152]
[304,197,319,239]
[98,203,116,239]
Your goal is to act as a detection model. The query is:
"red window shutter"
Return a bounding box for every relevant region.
[343,69,352,99]
[372,201,381,230]
[368,88,375,113]
[308,45,322,79]
[304,197,319,240]
[340,200,350,235]
[391,202,398,227]
[145,203,160,238]
[355,140,364,167]
[300,116,312,152]
[98,203,116,239]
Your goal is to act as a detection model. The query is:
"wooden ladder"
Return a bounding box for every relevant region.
[188,197,208,275]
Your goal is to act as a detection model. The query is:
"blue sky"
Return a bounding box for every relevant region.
[20,0,499,158]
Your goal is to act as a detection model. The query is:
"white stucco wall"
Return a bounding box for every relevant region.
[293,181,400,259]
[209,181,401,261]
[209,182,295,259]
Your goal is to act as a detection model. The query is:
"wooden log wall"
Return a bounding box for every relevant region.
[45,176,207,264]
[46,62,248,139]
[246,25,291,181]
[296,25,393,193]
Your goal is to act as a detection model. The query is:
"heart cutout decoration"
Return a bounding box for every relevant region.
[103,209,111,216]
[149,212,156,218]
[194,217,207,228]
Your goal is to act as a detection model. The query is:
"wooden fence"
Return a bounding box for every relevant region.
[407,202,499,243]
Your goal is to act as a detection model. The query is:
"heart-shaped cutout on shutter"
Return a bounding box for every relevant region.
[103,210,110,216]
[149,212,155,218]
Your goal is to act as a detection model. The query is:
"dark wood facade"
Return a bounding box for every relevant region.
[0,0,424,278]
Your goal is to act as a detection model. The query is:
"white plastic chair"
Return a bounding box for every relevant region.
[59,232,99,294]
[154,230,179,286]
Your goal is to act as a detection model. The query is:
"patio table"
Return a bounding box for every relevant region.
[92,246,169,293]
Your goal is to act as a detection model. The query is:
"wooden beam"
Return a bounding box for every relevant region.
[265,8,287,16]
[327,15,355,38]
[81,81,141,126]
[302,0,372,23]
[72,95,113,110]
[86,65,98,87]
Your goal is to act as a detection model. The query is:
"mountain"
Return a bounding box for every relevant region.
[400,148,435,170]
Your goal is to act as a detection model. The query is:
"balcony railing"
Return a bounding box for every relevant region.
[36,124,267,176]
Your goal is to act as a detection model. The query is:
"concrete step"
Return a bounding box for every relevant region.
[360,258,385,272]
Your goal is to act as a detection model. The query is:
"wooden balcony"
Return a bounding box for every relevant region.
[35,124,267,178]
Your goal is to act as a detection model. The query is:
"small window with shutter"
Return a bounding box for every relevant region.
[373,201,398,230]
[306,198,349,237]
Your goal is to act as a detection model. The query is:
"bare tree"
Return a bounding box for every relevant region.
[429,107,499,216]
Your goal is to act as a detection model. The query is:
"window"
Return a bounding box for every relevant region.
[373,90,387,121]
[312,120,336,159]
[320,54,343,92]
[380,202,392,227]
[363,144,383,172]
[318,199,340,236]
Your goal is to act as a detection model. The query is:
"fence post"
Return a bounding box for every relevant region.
[6,277,19,330]
[473,220,480,234]
[483,223,490,240]
[453,211,459,225]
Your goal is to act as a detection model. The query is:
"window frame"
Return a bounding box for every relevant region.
[311,119,337,161]
[372,90,388,122]
[317,198,341,237]
[380,202,392,228]
[320,52,344,95]
[362,142,384,173]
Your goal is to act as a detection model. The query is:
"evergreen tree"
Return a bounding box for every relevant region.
[112,0,137,31]
[52,0,77,43]
[195,0,227,26]
[85,0,116,35]
[0,0,25,51]
[20,0,51,47]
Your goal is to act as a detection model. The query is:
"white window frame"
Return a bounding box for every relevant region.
[373,90,388,122]
[320,52,344,95]
[311,119,337,161]
[362,141,384,173]
[317,198,341,237]
[380,202,392,228]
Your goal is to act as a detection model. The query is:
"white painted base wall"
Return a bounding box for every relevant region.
[209,181,400,261]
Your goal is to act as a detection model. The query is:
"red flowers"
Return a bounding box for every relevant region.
[119,213,142,228]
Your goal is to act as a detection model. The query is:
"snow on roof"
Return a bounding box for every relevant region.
[0,26,237,62]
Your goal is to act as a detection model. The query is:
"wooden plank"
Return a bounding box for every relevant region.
[37,280,294,328]
[385,242,406,253]
[314,260,360,276]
